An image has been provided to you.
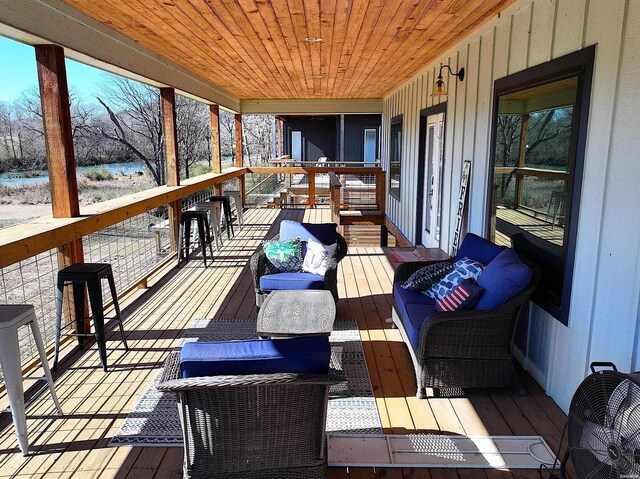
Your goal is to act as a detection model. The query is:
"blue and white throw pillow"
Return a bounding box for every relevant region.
[401,261,453,291]
[424,257,485,300]
[263,237,304,273]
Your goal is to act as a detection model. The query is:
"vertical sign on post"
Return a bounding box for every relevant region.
[451,160,471,257]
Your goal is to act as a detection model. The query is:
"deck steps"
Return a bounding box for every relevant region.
[339,209,385,225]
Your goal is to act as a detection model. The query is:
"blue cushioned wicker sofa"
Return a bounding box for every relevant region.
[391,233,540,398]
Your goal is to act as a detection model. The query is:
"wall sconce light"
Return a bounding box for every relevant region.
[432,64,465,97]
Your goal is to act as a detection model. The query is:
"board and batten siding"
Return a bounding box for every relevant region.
[381,0,640,411]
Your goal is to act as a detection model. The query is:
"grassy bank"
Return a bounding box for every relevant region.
[0,173,155,206]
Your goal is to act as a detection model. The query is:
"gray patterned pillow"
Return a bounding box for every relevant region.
[424,257,485,300]
[401,261,453,291]
[263,237,304,273]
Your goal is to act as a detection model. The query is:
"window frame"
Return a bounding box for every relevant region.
[486,46,595,325]
[362,127,379,164]
[389,115,403,200]
[290,130,303,162]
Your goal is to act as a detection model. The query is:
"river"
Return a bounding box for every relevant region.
[0,161,147,186]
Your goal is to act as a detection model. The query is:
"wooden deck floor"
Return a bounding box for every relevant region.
[0,208,569,479]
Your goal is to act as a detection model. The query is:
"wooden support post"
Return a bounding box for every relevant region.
[308,172,316,208]
[161,88,181,255]
[514,113,529,209]
[210,104,222,195]
[36,44,87,334]
[375,171,386,215]
[235,113,245,207]
[275,116,282,157]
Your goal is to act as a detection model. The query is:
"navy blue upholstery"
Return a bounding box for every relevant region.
[280,220,337,245]
[393,282,437,348]
[455,233,504,265]
[476,248,532,310]
[260,272,325,291]
[179,336,331,378]
[405,303,438,348]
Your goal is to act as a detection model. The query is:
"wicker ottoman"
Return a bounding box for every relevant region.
[257,290,336,337]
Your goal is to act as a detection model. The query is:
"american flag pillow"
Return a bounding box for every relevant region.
[435,279,484,312]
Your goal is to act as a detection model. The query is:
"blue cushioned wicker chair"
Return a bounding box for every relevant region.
[391,233,540,397]
[157,336,345,479]
[250,221,348,308]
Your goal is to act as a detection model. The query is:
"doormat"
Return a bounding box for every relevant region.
[386,248,423,263]
[327,434,556,469]
[109,317,382,447]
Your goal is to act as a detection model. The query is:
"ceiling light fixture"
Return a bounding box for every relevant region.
[304,37,323,43]
[432,64,465,97]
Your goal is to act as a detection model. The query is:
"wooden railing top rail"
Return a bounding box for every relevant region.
[269,159,380,167]
[248,166,384,175]
[0,165,388,268]
[494,166,569,180]
[0,167,247,268]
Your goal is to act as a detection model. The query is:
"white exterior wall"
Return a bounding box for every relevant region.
[381,0,640,411]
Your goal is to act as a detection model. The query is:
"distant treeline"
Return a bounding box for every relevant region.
[0,76,274,185]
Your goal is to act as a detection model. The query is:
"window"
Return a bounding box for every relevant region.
[291,130,302,161]
[363,128,377,164]
[389,116,402,199]
[488,46,595,324]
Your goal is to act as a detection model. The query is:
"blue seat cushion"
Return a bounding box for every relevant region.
[405,303,438,349]
[179,336,331,378]
[455,233,504,265]
[260,272,325,291]
[393,281,436,319]
[280,220,338,252]
[475,248,533,310]
[393,281,438,348]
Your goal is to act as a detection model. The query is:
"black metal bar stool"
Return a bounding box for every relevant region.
[54,263,128,372]
[177,210,214,268]
[208,195,234,239]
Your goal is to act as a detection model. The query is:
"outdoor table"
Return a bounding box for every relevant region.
[257,290,336,337]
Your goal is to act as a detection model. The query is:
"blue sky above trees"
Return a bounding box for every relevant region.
[0,35,113,103]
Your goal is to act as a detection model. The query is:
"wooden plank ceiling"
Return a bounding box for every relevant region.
[60,0,516,100]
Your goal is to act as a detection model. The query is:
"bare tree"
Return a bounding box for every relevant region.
[95,77,166,186]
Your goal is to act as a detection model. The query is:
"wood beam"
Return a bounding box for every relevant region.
[235,113,245,206]
[35,44,86,332]
[275,117,282,157]
[36,44,79,219]
[240,99,383,114]
[210,104,222,194]
[210,104,222,174]
[160,87,181,253]
[308,172,316,208]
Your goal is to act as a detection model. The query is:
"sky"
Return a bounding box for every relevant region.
[0,35,115,104]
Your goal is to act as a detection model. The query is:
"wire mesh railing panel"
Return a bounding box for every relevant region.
[339,173,378,208]
[314,172,330,207]
[0,248,70,379]
[283,173,309,208]
[83,210,167,306]
[245,173,283,206]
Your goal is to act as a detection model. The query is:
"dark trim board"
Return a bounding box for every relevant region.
[415,103,447,246]
[389,114,404,201]
[486,45,596,325]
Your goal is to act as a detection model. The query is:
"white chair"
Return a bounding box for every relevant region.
[0,305,63,455]
[196,201,223,250]
[223,190,244,230]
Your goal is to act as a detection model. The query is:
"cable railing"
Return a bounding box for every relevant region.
[0,164,386,376]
